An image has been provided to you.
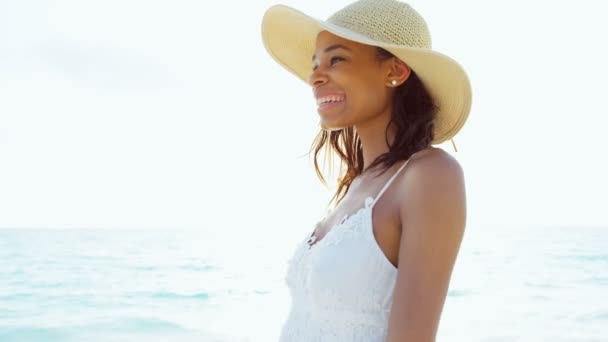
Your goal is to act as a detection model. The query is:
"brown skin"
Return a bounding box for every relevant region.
[309,31,467,342]
[310,31,411,168]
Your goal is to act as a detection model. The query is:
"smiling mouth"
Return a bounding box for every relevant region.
[316,94,345,106]
[317,99,344,111]
[316,94,345,112]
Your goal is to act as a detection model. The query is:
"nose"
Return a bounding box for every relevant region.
[308,67,328,88]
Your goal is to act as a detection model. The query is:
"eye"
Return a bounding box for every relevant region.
[312,56,345,71]
[330,56,344,65]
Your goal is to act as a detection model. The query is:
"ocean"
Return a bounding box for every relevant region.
[0,226,606,341]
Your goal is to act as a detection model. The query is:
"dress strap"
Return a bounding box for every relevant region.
[371,152,420,207]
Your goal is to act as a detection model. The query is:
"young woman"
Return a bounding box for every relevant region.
[261,0,472,340]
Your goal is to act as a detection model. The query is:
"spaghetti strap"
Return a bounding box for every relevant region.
[371,152,420,207]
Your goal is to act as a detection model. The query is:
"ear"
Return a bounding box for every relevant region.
[387,58,411,87]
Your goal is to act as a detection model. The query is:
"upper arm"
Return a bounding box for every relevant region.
[386,151,467,342]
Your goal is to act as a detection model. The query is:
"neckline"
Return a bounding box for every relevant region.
[306,196,375,250]
[303,156,415,250]
[302,194,399,272]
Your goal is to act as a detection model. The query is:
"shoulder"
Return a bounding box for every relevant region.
[405,147,464,185]
[399,146,466,214]
[387,147,467,340]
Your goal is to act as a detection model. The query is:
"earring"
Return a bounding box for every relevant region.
[391,80,397,86]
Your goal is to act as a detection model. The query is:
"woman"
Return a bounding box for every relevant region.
[261,0,471,341]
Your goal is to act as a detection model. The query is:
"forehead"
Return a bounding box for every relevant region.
[315,31,351,45]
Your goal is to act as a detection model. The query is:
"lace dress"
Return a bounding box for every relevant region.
[278,158,414,341]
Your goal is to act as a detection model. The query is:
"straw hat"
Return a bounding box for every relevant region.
[261,0,472,146]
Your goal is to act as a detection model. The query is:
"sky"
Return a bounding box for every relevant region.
[0,0,606,234]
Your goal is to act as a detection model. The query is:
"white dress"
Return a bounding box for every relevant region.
[278,158,415,341]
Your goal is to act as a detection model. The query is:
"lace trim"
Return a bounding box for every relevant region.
[306,196,375,249]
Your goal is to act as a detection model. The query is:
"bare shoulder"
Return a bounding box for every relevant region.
[386,147,467,341]
[398,146,466,225]
[405,146,465,187]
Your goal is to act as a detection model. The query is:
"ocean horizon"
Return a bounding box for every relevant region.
[1,226,606,341]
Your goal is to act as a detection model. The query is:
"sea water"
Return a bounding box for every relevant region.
[0,226,606,341]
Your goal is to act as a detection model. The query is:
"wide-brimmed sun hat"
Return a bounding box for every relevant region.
[261,0,472,146]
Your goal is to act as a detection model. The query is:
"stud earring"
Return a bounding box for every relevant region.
[391,80,397,86]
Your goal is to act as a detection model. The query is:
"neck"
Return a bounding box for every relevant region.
[355,110,396,172]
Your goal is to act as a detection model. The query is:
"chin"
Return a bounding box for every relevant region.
[319,113,353,131]
[323,126,345,132]
[319,119,349,132]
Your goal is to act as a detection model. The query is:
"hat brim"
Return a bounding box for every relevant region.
[261,4,472,145]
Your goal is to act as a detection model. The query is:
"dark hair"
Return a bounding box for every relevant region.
[309,47,437,208]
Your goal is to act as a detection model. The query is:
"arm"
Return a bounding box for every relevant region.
[386,151,467,342]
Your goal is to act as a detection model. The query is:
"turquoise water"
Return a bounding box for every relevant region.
[1,227,607,341]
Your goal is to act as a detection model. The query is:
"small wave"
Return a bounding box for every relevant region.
[131,265,160,271]
[576,311,608,322]
[529,294,551,301]
[87,317,189,332]
[0,327,68,342]
[0,293,35,301]
[152,292,210,300]
[447,289,475,297]
[556,254,608,262]
[124,291,210,300]
[523,281,565,289]
[179,264,220,272]
[0,318,192,341]
[582,276,608,285]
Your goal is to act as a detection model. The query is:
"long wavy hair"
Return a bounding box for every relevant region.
[309,47,438,208]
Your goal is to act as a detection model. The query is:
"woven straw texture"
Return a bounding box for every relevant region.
[327,0,431,49]
[261,0,472,145]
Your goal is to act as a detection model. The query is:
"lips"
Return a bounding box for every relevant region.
[314,92,346,115]
[316,94,346,106]
[318,101,344,112]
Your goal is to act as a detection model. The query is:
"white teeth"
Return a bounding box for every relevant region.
[316,95,344,105]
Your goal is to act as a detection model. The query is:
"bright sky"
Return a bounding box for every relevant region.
[1,0,606,234]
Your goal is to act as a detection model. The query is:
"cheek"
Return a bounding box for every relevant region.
[351,83,389,115]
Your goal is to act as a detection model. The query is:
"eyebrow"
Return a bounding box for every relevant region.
[312,44,351,62]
